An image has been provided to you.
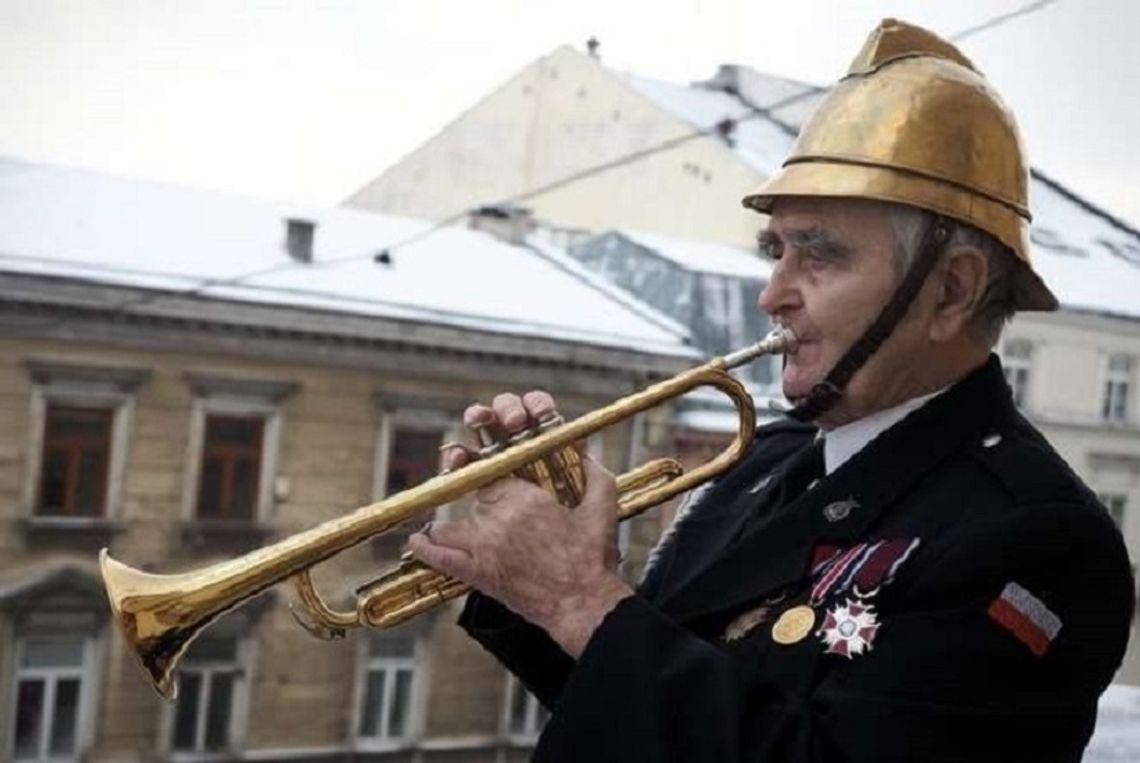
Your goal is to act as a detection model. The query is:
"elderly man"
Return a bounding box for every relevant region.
[409,19,1134,762]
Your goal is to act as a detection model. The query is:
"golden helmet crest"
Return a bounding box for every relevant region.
[744,18,1057,311]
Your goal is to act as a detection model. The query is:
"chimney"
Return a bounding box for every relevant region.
[701,64,743,96]
[468,205,535,246]
[284,218,315,263]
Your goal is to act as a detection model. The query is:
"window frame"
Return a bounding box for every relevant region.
[501,673,549,744]
[35,404,115,518]
[351,629,426,752]
[194,413,267,522]
[7,635,100,763]
[1001,339,1034,411]
[22,361,148,524]
[1098,492,1128,531]
[162,634,254,761]
[370,399,461,557]
[181,377,294,526]
[1102,353,1133,425]
[371,405,458,504]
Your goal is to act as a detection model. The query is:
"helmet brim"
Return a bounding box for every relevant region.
[743,160,1058,312]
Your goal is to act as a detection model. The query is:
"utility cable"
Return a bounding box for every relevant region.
[9,86,824,331]
[950,0,1060,42]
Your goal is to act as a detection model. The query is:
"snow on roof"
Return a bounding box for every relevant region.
[621,72,797,176]
[618,230,772,280]
[620,65,1140,323]
[0,157,694,357]
[1027,171,1140,322]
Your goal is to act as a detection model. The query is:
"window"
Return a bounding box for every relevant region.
[1098,493,1128,529]
[1103,354,1132,424]
[371,402,458,556]
[195,414,265,521]
[23,360,148,524]
[170,636,244,755]
[357,633,420,747]
[503,674,549,741]
[11,638,91,762]
[1001,339,1033,410]
[35,405,113,517]
[182,373,297,529]
[385,427,444,496]
[377,426,445,551]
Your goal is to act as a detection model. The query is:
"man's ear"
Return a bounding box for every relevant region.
[929,245,988,341]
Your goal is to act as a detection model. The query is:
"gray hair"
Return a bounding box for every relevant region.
[888,205,1017,347]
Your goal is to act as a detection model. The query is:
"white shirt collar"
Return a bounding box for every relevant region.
[821,388,947,476]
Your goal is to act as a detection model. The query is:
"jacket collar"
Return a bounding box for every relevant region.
[660,355,1010,622]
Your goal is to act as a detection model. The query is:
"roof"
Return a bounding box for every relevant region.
[0,157,693,358]
[616,230,772,280]
[620,65,1140,323]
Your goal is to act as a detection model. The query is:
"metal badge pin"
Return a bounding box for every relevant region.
[823,498,859,523]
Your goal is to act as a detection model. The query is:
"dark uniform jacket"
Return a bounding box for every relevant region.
[459,356,1135,762]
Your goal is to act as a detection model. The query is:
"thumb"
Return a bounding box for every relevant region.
[580,455,618,515]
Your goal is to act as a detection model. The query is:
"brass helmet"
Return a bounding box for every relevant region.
[743,18,1057,311]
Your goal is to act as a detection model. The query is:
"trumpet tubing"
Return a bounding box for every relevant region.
[99,329,795,700]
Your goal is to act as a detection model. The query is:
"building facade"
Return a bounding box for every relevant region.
[0,158,695,761]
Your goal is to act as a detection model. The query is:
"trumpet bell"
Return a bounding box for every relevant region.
[100,550,216,701]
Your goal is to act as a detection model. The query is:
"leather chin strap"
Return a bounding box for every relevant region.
[787,215,954,423]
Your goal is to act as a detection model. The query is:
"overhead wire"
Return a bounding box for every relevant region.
[950,0,1060,42]
[15,0,1059,330]
[13,86,822,331]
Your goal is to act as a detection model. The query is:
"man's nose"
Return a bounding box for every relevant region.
[758,261,802,317]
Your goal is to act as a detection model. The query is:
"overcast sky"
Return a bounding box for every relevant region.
[1,0,1137,224]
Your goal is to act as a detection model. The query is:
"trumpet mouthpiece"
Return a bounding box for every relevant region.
[723,327,797,369]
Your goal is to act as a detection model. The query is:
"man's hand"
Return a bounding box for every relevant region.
[406,391,633,658]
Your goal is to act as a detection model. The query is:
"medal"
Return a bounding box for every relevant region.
[772,605,816,644]
[818,598,880,658]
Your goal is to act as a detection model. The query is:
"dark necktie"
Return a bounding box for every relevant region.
[733,438,825,544]
[772,438,825,509]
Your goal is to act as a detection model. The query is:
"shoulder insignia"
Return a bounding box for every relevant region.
[988,582,1062,657]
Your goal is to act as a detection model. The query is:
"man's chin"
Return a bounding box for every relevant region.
[781,371,821,402]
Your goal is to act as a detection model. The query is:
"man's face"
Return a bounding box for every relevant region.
[758,197,919,421]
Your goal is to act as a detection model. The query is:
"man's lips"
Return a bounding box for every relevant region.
[785,336,818,357]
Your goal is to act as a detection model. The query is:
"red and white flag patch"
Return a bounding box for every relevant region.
[987,582,1062,657]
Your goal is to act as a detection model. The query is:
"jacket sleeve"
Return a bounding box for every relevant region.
[455,471,734,709]
[529,501,1133,763]
[457,592,575,708]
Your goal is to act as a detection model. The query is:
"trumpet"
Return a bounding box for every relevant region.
[99,328,795,700]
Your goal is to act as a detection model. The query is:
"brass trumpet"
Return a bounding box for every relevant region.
[99,329,795,700]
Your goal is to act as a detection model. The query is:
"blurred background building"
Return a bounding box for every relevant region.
[1,42,1138,763]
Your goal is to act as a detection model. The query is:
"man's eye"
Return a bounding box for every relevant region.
[759,240,783,260]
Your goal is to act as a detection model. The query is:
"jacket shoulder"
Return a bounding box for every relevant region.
[963,414,1098,511]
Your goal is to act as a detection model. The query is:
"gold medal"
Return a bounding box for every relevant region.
[772,605,816,645]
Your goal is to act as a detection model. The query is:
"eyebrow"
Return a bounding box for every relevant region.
[758,226,853,259]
